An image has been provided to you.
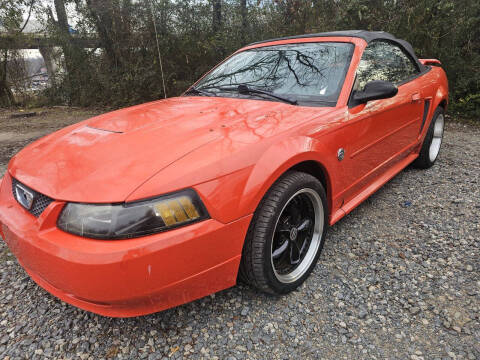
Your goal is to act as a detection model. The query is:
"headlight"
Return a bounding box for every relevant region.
[57,189,209,239]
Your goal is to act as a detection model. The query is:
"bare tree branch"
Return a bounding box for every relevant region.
[19,0,36,33]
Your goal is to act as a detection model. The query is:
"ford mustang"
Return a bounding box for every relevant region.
[0,30,448,317]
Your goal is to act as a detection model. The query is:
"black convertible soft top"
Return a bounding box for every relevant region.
[249,30,426,71]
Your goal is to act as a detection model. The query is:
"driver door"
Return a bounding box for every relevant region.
[341,40,424,204]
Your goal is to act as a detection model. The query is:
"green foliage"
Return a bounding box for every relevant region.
[0,0,35,107]
[0,0,27,31]
[2,0,479,118]
[450,93,480,118]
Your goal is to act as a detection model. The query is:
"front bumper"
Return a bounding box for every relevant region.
[0,173,252,317]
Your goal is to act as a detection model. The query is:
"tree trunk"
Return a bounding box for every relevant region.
[38,46,57,87]
[53,0,85,75]
[54,0,70,37]
[86,0,122,69]
[240,0,247,44]
[53,0,74,75]
[0,50,15,107]
[157,0,169,35]
[52,0,92,104]
[282,0,293,26]
[212,0,222,33]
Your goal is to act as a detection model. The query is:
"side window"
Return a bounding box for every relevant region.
[355,41,419,91]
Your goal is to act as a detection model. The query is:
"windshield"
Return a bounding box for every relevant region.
[194,42,354,106]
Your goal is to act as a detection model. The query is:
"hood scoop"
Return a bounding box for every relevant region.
[86,125,123,134]
[87,103,165,133]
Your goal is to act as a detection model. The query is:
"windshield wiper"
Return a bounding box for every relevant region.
[198,84,298,105]
[184,86,217,97]
[238,84,298,105]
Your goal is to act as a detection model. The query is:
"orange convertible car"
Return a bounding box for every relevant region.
[0,31,448,317]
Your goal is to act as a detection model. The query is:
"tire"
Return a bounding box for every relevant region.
[413,106,445,169]
[239,171,328,295]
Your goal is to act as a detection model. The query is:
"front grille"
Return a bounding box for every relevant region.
[11,178,54,217]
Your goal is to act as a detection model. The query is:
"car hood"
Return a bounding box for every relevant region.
[9,96,333,202]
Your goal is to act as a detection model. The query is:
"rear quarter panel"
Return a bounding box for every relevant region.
[418,66,449,135]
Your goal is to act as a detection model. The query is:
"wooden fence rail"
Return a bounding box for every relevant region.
[0,33,99,49]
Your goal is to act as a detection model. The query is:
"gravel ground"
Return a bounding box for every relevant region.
[0,109,479,359]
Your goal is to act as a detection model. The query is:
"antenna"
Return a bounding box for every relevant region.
[149,0,167,99]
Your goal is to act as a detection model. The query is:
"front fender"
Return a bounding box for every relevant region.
[129,135,340,225]
[236,136,337,220]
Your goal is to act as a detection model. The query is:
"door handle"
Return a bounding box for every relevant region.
[411,93,422,103]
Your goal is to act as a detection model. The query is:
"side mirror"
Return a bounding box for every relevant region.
[352,80,398,105]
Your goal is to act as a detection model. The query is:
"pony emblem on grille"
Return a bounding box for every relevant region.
[15,184,35,210]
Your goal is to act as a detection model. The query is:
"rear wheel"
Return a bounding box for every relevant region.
[413,106,445,169]
[239,171,328,294]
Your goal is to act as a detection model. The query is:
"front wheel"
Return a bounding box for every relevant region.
[413,106,445,169]
[239,171,328,294]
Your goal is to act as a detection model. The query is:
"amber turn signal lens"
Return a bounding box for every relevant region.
[153,197,200,226]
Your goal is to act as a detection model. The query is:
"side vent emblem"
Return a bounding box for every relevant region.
[337,148,345,161]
